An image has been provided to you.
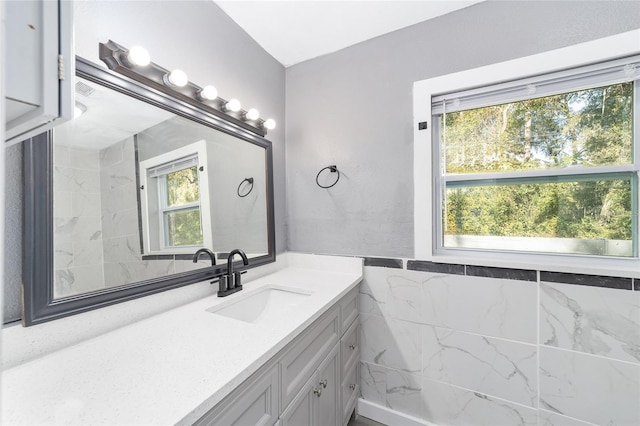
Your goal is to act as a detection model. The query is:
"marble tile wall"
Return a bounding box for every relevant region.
[99,137,146,288]
[53,145,105,297]
[359,260,640,426]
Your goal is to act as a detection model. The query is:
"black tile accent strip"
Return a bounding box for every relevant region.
[466,265,537,282]
[364,257,403,269]
[540,271,631,290]
[407,260,465,275]
[634,278,638,291]
[174,254,193,261]
[141,255,174,261]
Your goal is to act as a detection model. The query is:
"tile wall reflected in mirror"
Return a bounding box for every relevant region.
[53,77,268,298]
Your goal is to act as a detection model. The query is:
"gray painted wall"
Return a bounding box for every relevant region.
[3,0,286,323]
[284,5,640,425]
[285,0,640,258]
[4,144,23,322]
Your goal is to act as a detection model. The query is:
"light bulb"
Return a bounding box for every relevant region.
[263,119,276,130]
[126,46,150,66]
[198,85,218,101]
[163,69,188,87]
[225,98,241,112]
[245,108,259,121]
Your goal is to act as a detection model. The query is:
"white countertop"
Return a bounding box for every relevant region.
[1,253,362,425]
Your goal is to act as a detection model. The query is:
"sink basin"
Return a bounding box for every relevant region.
[206,286,312,323]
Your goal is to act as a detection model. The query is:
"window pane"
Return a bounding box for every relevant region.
[443,176,634,257]
[166,166,200,206]
[165,208,203,247]
[442,82,633,174]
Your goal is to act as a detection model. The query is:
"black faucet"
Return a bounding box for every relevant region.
[192,248,217,266]
[217,249,249,297]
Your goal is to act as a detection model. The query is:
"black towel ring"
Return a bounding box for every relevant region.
[316,165,340,189]
[237,177,254,197]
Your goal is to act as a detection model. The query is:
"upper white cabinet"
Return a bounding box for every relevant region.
[4,0,73,143]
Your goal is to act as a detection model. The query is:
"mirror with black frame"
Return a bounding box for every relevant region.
[22,57,275,326]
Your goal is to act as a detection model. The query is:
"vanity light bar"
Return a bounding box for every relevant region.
[98,40,276,137]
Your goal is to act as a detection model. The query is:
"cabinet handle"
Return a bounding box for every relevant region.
[349,344,356,350]
[319,379,328,388]
[313,388,322,397]
[349,383,356,391]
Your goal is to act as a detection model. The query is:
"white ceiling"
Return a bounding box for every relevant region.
[56,77,173,149]
[214,0,483,67]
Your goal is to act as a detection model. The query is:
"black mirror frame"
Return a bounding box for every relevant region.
[22,57,276,326]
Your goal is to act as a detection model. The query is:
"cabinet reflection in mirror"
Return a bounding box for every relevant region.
[23,57,275,325]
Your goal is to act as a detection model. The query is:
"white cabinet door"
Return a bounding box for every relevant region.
[195,364,280,426]
[281,344,341,426]
[317,344,340,426]
[281,306,340,409]
[5,0,73,143]
[280,375,316,426]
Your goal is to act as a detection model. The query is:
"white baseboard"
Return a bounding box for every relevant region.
[357,399,438,426]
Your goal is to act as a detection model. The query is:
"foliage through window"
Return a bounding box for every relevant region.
[433,61,639,258]
[139,140,212,254]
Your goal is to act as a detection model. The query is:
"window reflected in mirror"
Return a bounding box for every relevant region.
[52,77,269,299]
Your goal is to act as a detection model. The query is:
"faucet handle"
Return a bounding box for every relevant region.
[217,275,229,295]
[233,271,245,288]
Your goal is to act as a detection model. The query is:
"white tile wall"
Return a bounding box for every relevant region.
[422,326,537,407]
[539,346,640,425]
[421,273,537,343]
[540,281,640,363]
[53,146,105,298]
[537,410,596,426]
[422,378,538,426]
[359,264,640,426]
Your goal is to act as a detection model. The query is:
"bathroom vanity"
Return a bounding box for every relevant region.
[1,254,362,425]
[197,281,360,426]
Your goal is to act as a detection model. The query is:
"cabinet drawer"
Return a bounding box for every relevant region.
[281,305,340,409]
[341,361,359,425]
[340,318,359,375]
[339,287,359,334]
[196,363,279,426]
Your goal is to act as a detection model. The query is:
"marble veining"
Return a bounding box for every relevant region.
[386,272,423,323]
[537,410,596,426]
[53,146,105,299]
[423,326,537,407]
[422,378,537,426]
[422,273,537,343]
[359,261,637,426]
[360,362,423,419]
[359,268,388,317]
[360,362,386,405]
[360,313,421,373]
[540,282,640,363]
[539,346,640,426]
[385,368,423,418]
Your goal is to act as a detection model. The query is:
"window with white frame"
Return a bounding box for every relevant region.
[139,140,212,254]
[413,31,640,276]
